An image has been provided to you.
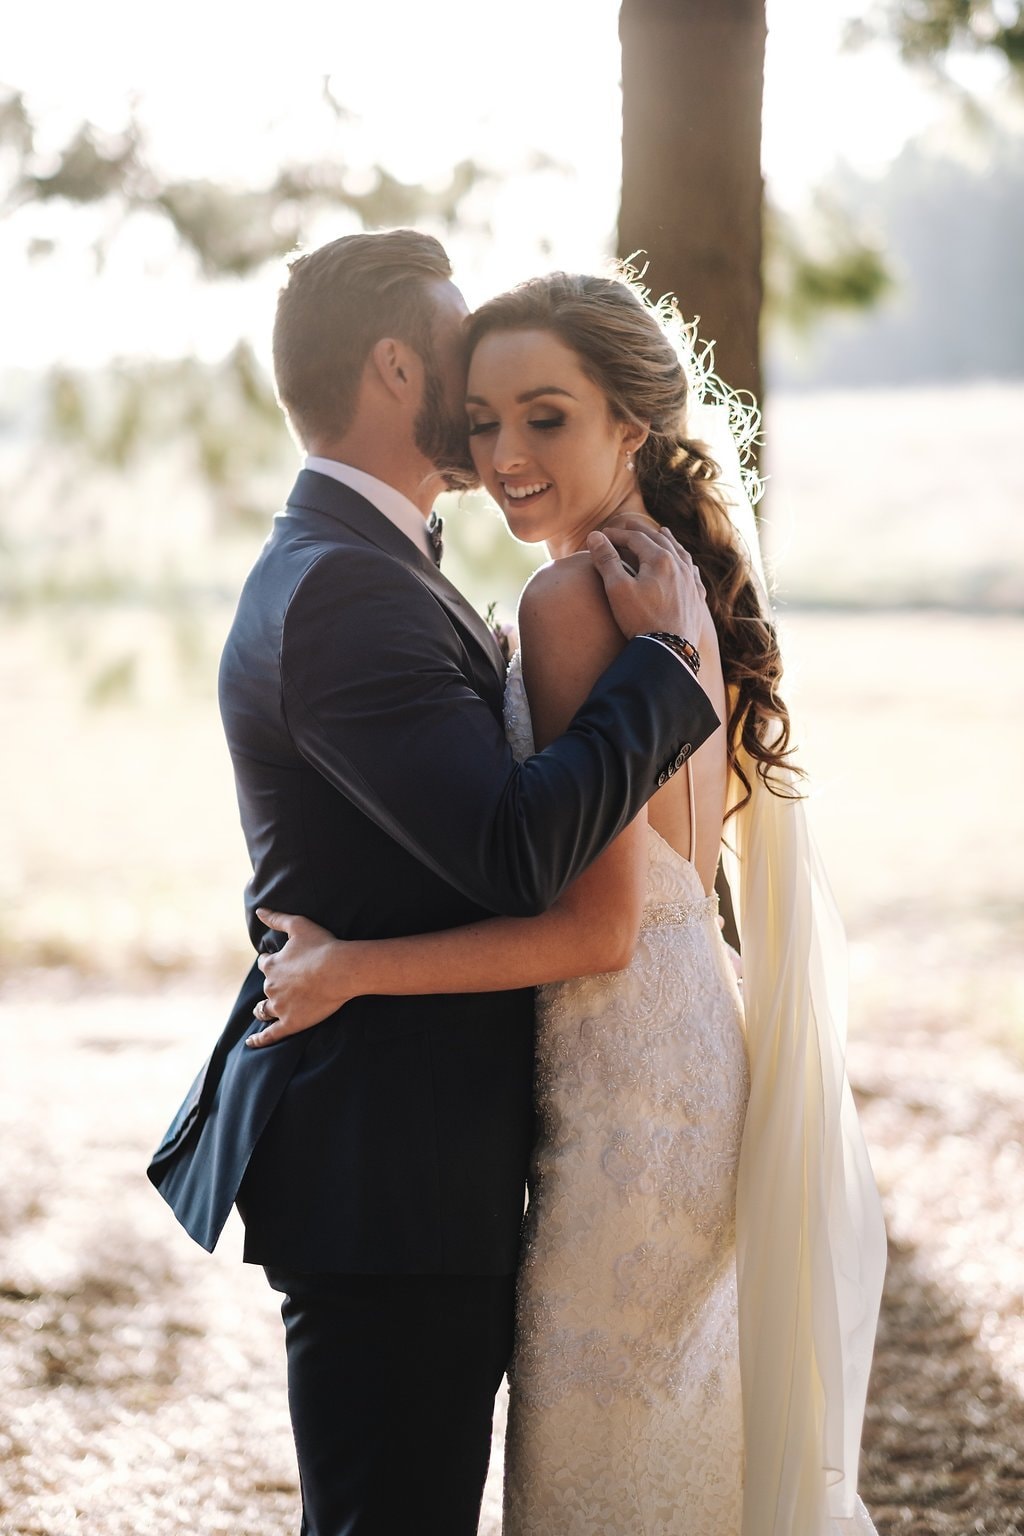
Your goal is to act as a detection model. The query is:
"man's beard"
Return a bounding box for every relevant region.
[414,362,479,493]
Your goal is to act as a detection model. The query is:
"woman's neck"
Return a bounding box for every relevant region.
[547,487,652,560]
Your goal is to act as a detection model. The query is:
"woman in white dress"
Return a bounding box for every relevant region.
[249,271,886,1535]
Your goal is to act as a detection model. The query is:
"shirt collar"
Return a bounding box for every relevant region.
[303,456,433,559]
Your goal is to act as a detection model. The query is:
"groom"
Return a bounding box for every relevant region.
[148,228,719,1535]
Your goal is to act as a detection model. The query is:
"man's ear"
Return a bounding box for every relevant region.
[370,337,417,401]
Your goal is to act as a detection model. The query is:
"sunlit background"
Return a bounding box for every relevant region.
[2,3,1023,1532]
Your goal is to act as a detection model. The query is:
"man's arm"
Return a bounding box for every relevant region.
[281,543,719,919]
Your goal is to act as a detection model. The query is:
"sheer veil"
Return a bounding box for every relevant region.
[687,385,887,1535]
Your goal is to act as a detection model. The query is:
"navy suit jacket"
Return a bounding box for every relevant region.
[147,469,720,1275]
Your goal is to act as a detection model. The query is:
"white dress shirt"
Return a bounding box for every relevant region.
[304,455,434,561]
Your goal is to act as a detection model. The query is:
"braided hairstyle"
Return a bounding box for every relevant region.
[466,269,802,813]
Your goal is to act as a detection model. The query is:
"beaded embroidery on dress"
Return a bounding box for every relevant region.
[502,650,750,1534]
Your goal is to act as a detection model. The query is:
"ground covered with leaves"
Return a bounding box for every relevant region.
[0,975,1020,1536]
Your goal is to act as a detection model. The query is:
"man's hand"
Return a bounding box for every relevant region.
[587,521,709,644]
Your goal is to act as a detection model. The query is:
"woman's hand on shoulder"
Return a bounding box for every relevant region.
[246,909,358,1048]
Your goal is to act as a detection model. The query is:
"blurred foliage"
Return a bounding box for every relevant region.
[0,75,894,509]
[765,198,893,333]
[42,344,291,528]
[789,0,1024,381]
[0,83,492,276]
[86,651,138,707]
[0,89,32,155]
[769,127,1024,385]
[0,74,894,395]
[847,0,1024,77]
[0,81,499,642]
[0,66,895,648]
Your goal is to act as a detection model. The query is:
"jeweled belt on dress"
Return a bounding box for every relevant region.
[639,894,719,933]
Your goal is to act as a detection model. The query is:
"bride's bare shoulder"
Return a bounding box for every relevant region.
[515,552,627,741]
[516,550,622,654]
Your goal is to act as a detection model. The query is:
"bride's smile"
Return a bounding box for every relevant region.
[502,479,552,501]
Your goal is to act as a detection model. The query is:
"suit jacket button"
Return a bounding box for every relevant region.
[657,769,669,787]
[674,744,692,769]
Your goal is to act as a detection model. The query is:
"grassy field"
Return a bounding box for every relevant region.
[3,606,1020,1049]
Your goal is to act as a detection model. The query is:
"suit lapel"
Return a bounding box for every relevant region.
[285,469,507,691]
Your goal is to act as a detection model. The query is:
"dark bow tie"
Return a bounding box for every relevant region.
[427,512,444,566]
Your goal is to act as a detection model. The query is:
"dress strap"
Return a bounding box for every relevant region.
[687,758,697,865]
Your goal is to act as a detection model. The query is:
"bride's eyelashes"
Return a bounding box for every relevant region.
[467,416,566,437]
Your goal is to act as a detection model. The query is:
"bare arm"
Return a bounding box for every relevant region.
[248,556,648,1046]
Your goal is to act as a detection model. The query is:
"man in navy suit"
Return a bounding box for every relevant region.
[149,229,719,1535]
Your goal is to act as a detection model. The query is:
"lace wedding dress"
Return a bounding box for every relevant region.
[503,651,748,1533]
[501,649,882,1535]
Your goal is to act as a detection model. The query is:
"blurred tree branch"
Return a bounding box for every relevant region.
[765,198,893,334]
[43,344,287,526]
[0,83,491,546]
[0,82,491,277]
[847,1,1024,78]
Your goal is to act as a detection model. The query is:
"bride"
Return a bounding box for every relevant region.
[246,269,887,1535]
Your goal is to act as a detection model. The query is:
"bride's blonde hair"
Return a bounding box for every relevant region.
[467,268,801,813]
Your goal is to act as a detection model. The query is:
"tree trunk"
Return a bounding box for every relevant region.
[618,0,767,405]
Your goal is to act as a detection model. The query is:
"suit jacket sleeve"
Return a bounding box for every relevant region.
[280,546,720,917]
